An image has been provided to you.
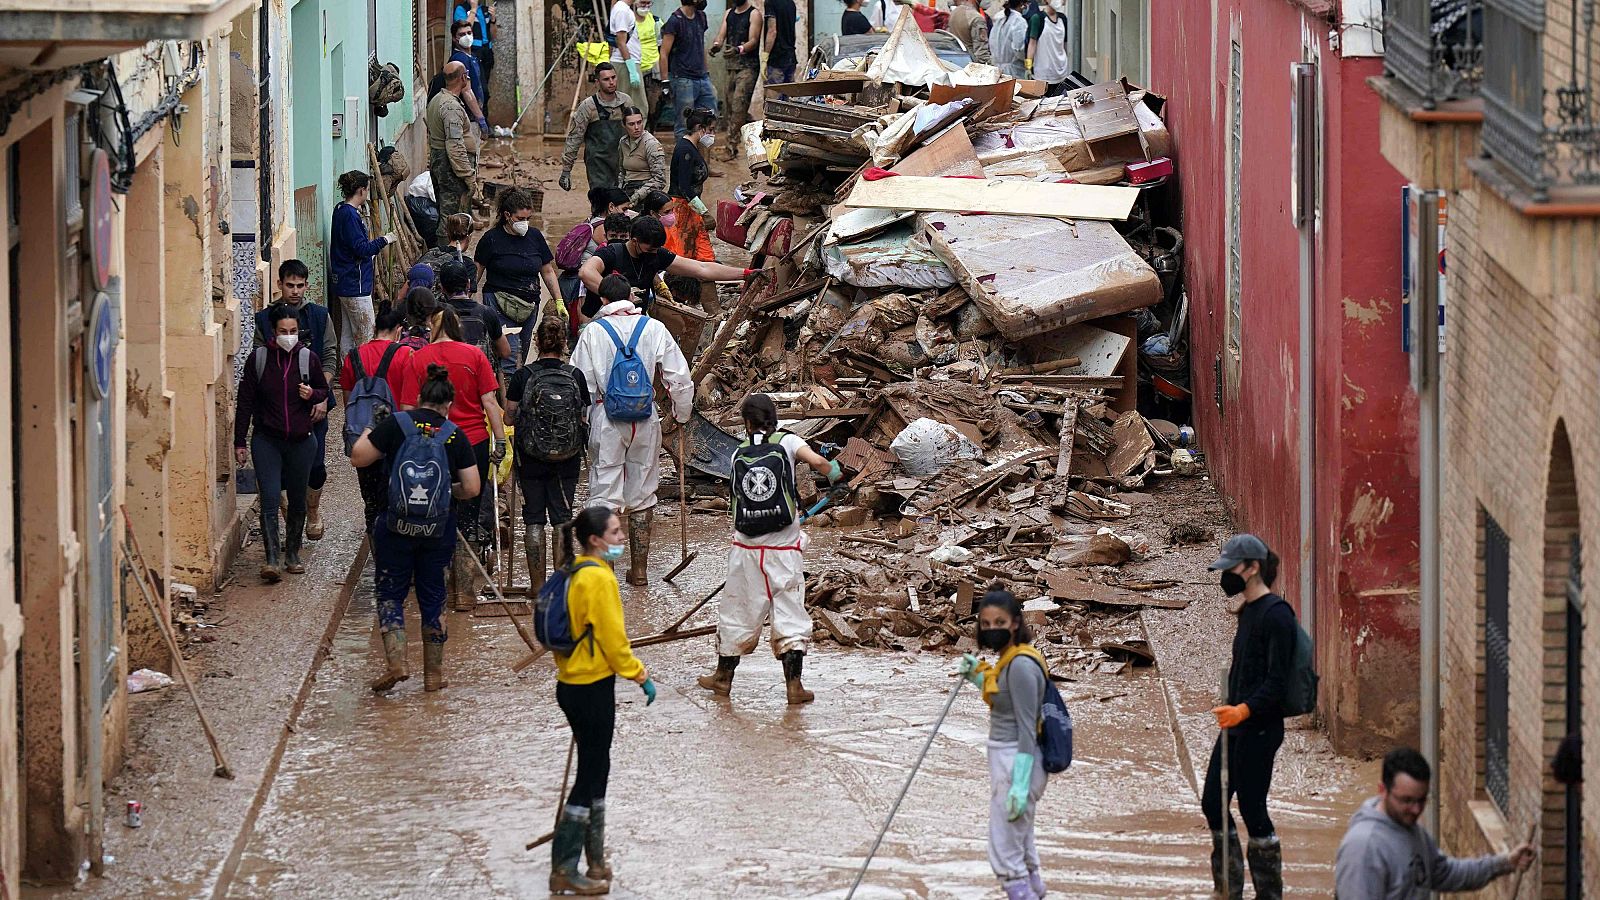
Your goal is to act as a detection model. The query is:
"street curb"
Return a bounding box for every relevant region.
[207,533,371,899]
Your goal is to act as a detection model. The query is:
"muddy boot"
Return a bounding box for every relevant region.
[259,516,283,583]
[552,525,573,569]
[451,553,476,611]
[1027,869,1046,898]
[284,508,307,574]
[625,510,652,586]
[782,649,815,705]
[696,655,739,696]
[422,634,448,691]
[526,527,547,595]
[371,630,409,692]
[305,487,325,540]
[584,798,612,881]
[1246,835,1283,900]
[1002,879,1034,900]
[1209,829,1244,900]
[550,805,609,895]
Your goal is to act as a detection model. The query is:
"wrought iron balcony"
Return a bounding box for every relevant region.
[1479,0,1600,200]
[1384,0,1484,108]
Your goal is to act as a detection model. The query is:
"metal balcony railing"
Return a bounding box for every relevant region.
[1480,0,1600,199]
[1384,0,1484,108]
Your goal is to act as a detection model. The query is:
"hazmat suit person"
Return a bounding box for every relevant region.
[427,61,480,249]
[569,274,693,586]
[956,589,1050,900]
[559,63,634,193]
[697,393,843,704]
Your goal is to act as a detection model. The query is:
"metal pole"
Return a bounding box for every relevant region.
[1415,189,1443,838]
[1292,62,1318,655]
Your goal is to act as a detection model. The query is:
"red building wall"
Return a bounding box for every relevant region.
[1150,0,1421,754]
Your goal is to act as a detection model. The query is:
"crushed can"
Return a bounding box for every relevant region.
[125,800,142,828]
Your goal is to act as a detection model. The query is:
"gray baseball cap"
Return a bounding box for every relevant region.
[1209,533,1272,571]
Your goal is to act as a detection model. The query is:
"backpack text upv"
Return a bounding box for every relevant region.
[516,365,587,463]
[596,316,654,422]
[385,412,458,538]
[534,561,601,654]
[731,432,798,536]
[342,343,402,456]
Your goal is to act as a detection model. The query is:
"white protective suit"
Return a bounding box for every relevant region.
[720,432,812,658]
[989,10,1029,80]
[571,300,693,513]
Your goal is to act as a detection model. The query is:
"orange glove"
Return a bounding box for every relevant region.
[1212,704,1251,729]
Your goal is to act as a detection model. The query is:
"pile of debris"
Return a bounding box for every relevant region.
[670,19,1199,677]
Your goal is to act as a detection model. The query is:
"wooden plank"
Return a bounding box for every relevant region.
[764,72,871,97]
[1055,401,1079,481]
[842,176,1138,221]
[890,124,986,178]
[751,276,830,312]
[1044,570,1189,609]
[766,98,879,131]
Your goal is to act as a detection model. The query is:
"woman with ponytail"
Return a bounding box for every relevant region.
[352,363,481,692]
[397,303,507,611]
[547,504,655,895]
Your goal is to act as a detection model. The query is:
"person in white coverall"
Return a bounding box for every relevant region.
[570,273,693,586]
[696,393,843,705]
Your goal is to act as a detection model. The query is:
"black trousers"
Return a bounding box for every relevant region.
[454,439,494,545]
[357,461,389,533]
[557,676,616,808]
[1201,720,1284,838]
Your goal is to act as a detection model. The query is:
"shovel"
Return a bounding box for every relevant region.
[663,427,697,583]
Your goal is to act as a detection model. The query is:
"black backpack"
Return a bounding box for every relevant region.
[731,431,798,536]
[1274,597,1321,717]
[452,300,494,366]
[516,364,587,463]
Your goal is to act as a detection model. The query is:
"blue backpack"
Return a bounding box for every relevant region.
[342,343,402,456]
[1019,656,1074,773]
[534,561,601,653]
[595,316,655,422]
[385,413,458,538]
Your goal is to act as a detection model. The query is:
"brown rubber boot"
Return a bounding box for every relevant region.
[525,527,547,595]
[371,630,409,692]
[422,637,448,691]
[552,524,573,569]
[451,553,476,611]
[696,655,739,696]
[782,649,815,705]
[625,510,652,586]
[305,487,325,540]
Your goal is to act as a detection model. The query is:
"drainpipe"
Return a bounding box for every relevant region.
[1414,188,1443,837]
[1292,62,1317,660]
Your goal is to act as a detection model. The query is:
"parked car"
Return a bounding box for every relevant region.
[824,30,973,69]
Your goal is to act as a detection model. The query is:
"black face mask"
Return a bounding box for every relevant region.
[1220,571,1247,596]
[977,628,1012,651]
[693,0,707,9]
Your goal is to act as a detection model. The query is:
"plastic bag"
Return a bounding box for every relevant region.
[127,669,174,694]
[889,417,983,476]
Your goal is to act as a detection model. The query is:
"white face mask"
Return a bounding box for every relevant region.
[276,334,298,353]
[699,133,716,148]
[457,34,473,48]
[511,220,531,236]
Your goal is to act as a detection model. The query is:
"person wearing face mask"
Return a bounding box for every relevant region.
[1025,0,1071,96]
[619,108,668,205]
[1201,534,1296,900]
[474,188,562,369]
[710,0,761,159]
[547,505,656,895]
[235,305,331,583]
[954,589,1050,900]
[657,0,717,140]
[452,0,496,111]
[608,0,646,105]
[666,107,717,262]
[446,20,490,134]
[578,214,754,319]
[559,63,633,193]
[990,0,1029,79]
[426,62,481,248]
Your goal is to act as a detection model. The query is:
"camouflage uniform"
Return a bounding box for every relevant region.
[426,88,479,248]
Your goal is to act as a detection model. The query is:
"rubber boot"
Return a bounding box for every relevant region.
[284,508,307,574]
[422,633,448,691]
[526,527,547,595]
[696,655,739,696]
[584,798,612,881]
[552,524,573,569]
[259,515,283,583]
[371,630,409,692]
[1002,879,1034,900]
[625,510,651,586]
[782,649,815,705]
[305,487,325,540]
[1246,835,1283,900]
[550,805,609,895]
[451,553,476,611]
[1209,829,1244,900]
[1028,869,1046,898]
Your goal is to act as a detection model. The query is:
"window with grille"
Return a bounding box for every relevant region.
[1483,512,1511,813]
[1226,39,1243,362]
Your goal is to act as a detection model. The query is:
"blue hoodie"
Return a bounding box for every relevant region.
[329,201,388,297]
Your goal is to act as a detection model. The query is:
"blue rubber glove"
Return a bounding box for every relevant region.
[826,459,844,483]
[640,677,657,705]
[956,652,985,687]
[1007,752,1035,820]
[476,117,489,134]
[626,59,642,85]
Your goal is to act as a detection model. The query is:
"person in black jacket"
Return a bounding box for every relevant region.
[1202,533,1295,900]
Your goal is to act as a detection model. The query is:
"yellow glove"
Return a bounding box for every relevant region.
[495,429,515,483]
[1025,57,1033,73]
[554,298,569,320]
[1212,704,1251,730]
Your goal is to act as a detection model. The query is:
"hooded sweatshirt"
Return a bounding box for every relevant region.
[1333,796,1508,899]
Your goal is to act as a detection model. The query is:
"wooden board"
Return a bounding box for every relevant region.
[764,72,871,97]
[1044,570,1188,610]
[890,125,985,178]
[842,176,1138,222]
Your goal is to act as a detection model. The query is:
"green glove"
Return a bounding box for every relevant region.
[689,196,709,215]
[626,59,642,85]
[826,459,844,483]
[640,677,657,705]
[956,652,984,687]
[1007,752,1035,820]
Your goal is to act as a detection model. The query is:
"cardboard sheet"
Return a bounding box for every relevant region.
[842,175,1138,221]
[890,125,985,177]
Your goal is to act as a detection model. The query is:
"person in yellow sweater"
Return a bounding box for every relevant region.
[550,505,656,896]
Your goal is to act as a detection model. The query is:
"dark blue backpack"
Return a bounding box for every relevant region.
[342,343,402,456]
[1021,656,1074,773]
[534,561,602,653]
[385,413,457,538]
[595,316,654,422]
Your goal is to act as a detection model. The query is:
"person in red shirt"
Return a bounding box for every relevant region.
[397,305,507,610]
[340,308,414,531]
